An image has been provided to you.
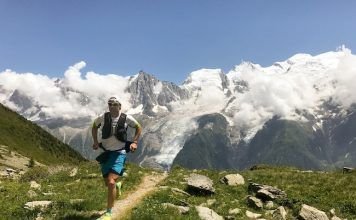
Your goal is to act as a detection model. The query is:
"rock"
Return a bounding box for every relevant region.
[331,216,342,220]
[30,181,41,190]
[220,174,245,186]
[299,204,328,220]
[265,201,274,210]
[162,203,190,214]
[24,201,52,211]
[42,192,56,196]
[249,182,287,201]
[330,209,336,216]
[272,206,287,220]
[247,196,263,209]
[256,189,277,201]
[171,187,191,196]
[187,174,215,194]
[27,190,37,198]
[228,208,241,215]
[75,179,81,183]
[245,210,262,219]
[69,167,78,177]
[195,206,224,220]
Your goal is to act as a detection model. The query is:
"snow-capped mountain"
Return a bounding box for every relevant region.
[1,46,356,170]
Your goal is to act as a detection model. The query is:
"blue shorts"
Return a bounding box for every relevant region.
[100,150,126,178]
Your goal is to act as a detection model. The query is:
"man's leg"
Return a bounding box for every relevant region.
[107,172,120,210]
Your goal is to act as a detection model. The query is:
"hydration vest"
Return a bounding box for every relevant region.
[101,112,127,142]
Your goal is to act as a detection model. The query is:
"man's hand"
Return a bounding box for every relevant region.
[92,142,99,150]
[130,142,138,152]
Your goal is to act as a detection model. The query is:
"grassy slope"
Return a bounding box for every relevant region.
[0,162,147,220]
[129,165,356,220]
[0,103,84,165]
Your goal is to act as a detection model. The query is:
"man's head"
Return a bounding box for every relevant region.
[107,97,121,113]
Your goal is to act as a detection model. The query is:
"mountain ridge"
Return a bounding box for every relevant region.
[1,48,356,170]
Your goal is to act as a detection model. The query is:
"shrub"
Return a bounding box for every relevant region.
[20,166,49,182]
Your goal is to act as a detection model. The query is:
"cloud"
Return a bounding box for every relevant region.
[0,62,131,119]
[331,53,356,107]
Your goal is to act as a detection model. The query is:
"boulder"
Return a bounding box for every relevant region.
[272,206,287,220]
[162,203,190,214]
[249,182,287,201]
[187,174,215,194]
[299,204,328,220]
[220,174,245,186]
[245,210,262,219]
[247,196,263,209]
[24,201,52,211]
[195,206,224,220]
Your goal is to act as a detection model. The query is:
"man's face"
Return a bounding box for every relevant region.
[108,102,120,113]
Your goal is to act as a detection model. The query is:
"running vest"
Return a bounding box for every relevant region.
[101,112,127,142]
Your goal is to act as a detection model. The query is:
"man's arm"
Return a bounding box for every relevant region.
[92,122,99,150]
[130,124,142,152]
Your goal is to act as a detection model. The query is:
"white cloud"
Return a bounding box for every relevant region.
[0,62,131,119]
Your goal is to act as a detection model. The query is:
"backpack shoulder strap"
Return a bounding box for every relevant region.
[117,113,126,128]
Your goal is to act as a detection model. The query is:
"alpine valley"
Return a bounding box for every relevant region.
[1,47,356,171]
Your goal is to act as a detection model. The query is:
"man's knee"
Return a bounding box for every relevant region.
[107,177,116,188]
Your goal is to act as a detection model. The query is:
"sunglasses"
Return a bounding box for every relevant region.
[108,103,119,107]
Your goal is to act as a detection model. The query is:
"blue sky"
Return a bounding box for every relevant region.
[0,1,355,84]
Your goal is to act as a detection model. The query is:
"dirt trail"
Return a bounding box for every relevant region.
[111,172,167,220]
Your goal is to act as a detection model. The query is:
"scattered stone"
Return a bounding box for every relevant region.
[6,168,17,173]
[75,179,81,183]
[342,166,354,174]
[24,201,52,211]
[265,201,274,210]
[171,187,191,196]
[331,216,342,220]
[30,181,41,190]
[247,196,263,209]
[42,192,56,196]
[330,208,336,216]
[299,204,328,220]
[162,203,190,214]
[220,174,245,186]
[69,167,78,177]
[245,210,262,219]
[249,182,287,201]
[228,208,241,215]
[27,190,37,198]
[187,174,215,194]
[272,206,287,220]
[195,206,224,220]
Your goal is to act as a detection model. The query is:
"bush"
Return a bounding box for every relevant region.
[20,166,49,182]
